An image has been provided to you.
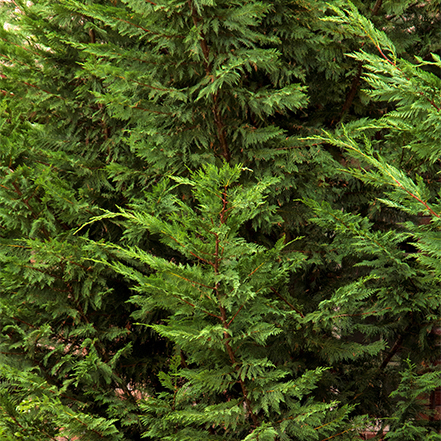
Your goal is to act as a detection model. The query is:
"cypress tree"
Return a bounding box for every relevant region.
[305,3,441,438]
[0,0,440,439]
[95,162,365,440]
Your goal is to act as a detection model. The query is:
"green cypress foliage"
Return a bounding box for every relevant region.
[96,162,365,439]
[0,0,440,439]
[305,3,441,438]
[0,0,169,438]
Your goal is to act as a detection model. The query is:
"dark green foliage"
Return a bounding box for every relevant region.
[304,3,441,437]
[0,0,440,439]
[99,162,357,440]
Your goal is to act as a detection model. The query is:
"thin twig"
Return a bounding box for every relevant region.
[270,287,304,318]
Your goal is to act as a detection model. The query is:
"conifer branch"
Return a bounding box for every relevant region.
[331,307,391,319]
[62,410,111,439]
[320,428,354,441]
[166,233,215,267]
[392,178,440,218]
[334,62,363,125]
[270,287,304,318]
[220,188,229,225]
[247,263,264,278]
[227,303,245,327]
[188,0,210,74]
[213,191,259,427]
[218,302,259,427]
[8,176,51,239]
[168,272,215,290]
[362,23,441,112]
[0,36,40,58]
[379,330,407,370]
[179,348,188,368]
[336,0,382,125]
[12,317,37,328]
[89,28,96,44]
[187,1,230,161]
[131,105,172,116]
[171,293,221,319]
[115,75,181,94]
[371,0,383,16]
[21,80,66,101]
[79,8,182,39]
